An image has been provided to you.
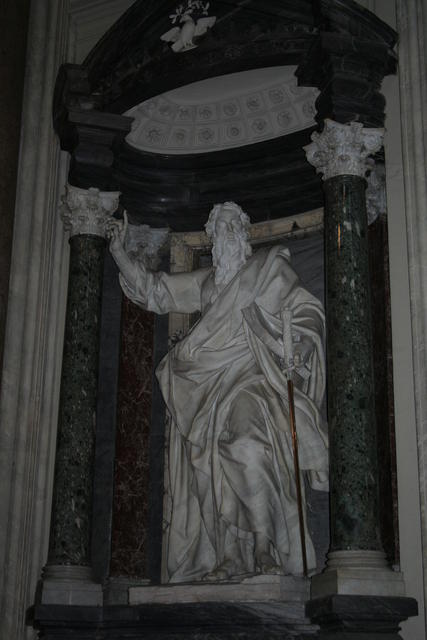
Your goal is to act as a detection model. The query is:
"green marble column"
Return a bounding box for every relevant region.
[323,174,380,552]
[48,233,105,567]
[304,121,404,597]
[42,185,119,605]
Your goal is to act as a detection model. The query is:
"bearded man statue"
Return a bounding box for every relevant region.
[108,202,328,583]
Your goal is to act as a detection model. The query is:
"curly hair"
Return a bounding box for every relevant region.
[205,202,251,243]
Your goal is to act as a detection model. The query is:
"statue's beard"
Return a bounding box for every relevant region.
[212,235,250,287]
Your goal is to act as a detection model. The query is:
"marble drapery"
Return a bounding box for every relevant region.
[119,244,328,582]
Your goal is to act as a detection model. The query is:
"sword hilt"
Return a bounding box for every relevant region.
[281,307,294,376]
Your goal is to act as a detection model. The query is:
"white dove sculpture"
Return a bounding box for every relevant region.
[161,13,216,52]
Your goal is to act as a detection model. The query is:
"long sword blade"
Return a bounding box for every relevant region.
[282,308,308,577]
[287,378,308,577]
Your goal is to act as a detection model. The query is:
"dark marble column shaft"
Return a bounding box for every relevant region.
[44,186,120,585]
[323,175,381,552]
[304,120,386,560]
[48,234,105,566]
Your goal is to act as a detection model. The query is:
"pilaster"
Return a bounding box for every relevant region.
[396,1,427,631]
[0,1,71,637]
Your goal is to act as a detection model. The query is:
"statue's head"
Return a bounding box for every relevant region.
[205,202,252,285]
[205,202,250,244]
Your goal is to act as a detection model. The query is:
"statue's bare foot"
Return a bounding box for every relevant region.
[202,559,240,582]
[255,550,282,575]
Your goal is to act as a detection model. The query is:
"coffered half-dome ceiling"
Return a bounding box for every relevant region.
[125,67,318,155]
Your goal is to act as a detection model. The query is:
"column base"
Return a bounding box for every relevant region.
[311,551,405,598]
[41,565,103,606]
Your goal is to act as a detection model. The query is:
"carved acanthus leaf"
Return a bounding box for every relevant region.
[304,119,384,180]
[60,185,120,238]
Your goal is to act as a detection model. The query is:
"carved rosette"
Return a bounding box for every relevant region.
[304,119,384,181]
[60,185,120,238]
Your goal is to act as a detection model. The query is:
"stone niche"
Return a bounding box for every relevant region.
[34,1,417,639]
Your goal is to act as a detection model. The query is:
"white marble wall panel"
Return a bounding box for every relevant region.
[0,1,136,638]
[0,2,70,638]
[395,0,427,636]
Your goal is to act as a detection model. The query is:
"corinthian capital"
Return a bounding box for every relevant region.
[304,119,384,181]
[60,185,120,238]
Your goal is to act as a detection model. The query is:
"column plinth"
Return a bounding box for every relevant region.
[305,120,405,598]
[41,185,119,606]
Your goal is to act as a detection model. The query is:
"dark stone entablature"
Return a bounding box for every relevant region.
[75,0,396,118]
[53,65,132,191]
[115,130,322,230]
[296,32,395,128]
[297,1,397,128]
[83,0,317,114]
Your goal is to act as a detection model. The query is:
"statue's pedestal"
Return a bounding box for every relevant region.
[129,575,309,606]
[33,578,417,639]
[33,600,317,639]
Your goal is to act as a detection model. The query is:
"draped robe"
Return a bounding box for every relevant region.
[120,245,328,582]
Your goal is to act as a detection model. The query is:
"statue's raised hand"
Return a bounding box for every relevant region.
[106,211,145,288]
[106,211,128,254]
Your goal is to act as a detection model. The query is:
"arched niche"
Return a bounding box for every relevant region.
[50,0,399,616]
[53,0,396,229]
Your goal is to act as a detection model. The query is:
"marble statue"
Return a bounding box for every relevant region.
[107,202,328,583]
